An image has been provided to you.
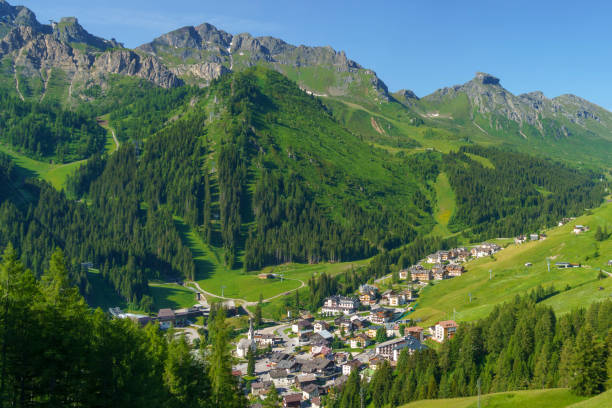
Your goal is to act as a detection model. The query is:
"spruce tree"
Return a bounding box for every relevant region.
[247,347,255,377]
[570,323,607,395]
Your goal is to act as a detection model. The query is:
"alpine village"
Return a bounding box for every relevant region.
[0,1,611,407]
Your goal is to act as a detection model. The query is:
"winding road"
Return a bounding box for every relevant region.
[189,277,305,317]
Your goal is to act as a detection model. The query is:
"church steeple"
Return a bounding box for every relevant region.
[247,317,254,340]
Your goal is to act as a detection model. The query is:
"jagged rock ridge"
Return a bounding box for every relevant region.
[137,22,390,101]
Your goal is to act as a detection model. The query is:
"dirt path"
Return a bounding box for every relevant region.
[111,129,119,151]
[189,277,305,317]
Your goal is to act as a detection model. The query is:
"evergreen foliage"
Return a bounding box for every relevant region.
[0,90,106,162]
[0,245,225,407]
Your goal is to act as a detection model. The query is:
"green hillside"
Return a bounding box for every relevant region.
[411,197,612,326]
[399,389,587,408]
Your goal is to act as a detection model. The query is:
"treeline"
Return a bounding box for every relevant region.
[446,146,605,240]
[0,90,106,162]
[0,245,244,408]
[328,295,612,407]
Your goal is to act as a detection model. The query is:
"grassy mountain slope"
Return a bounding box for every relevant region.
[411,197,612,326]
[399,388,587,408]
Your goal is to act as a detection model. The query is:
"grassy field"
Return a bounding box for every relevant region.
[86,270,197,313]
[411,198,612,326]
[430,172,456,237]
[399,388,587,408]
[0,143,85,190]
[173,216,369,304]
[566,389,612,407]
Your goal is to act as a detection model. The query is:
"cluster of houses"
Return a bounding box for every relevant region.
[515,232,547,244]
[240,292,459,407]
[397,244,502,284]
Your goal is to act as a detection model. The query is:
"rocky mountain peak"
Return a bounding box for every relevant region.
[473,72,500,86]
[52,16,118,50]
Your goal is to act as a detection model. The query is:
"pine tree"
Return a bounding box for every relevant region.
[208,308,244,407]
[570,323,607,396]
[263,383,281,407]
[247,347,255,377]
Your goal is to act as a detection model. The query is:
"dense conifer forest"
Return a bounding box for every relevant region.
[0,90,106,162]
[0,245,243,408]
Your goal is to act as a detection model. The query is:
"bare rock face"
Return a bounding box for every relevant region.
[170,62,229,83]
[92,50,181,88]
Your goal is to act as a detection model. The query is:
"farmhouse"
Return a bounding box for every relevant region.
[573,225,589,234]
[515,235,527,244]
[434,320,458,342]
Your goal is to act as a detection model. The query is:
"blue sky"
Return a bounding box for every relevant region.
[19,0,612,110]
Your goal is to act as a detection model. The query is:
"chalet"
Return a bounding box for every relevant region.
[426,251,443,264]
[349,334,369,349]
[313,321,329,333]
[276,359,299,373]
[254,333,278,347]
[433,268,447,281]
[366,326,380,339]
[302,384,323,400]
[388,291,406,306]
[352,318,367,330]
[359,291,377,306]
[391,336,427,360]
[446,264,465,277]
[334,352,350,365]
[530,233,540,241]
[334,317,353,333]
[359,284,378,294]
[399,269,409,280]
[573,225,589,234]
[283,393,302,408]
[295,374,317,389]
[251,381,273,397]
[515,235,527,244]
[342,360,362,376]
[369,355,386,370]
[270,369,294,388]
[298,358,335,375]
[434,320,458,342]
[269,352,290,365]
[411,267,432,282]
[292,319,313,334]
[405,326,424,342]
[321,296,358,316]
[369,308,394,325]
[385,322,401,338]
[311,330,333,346]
